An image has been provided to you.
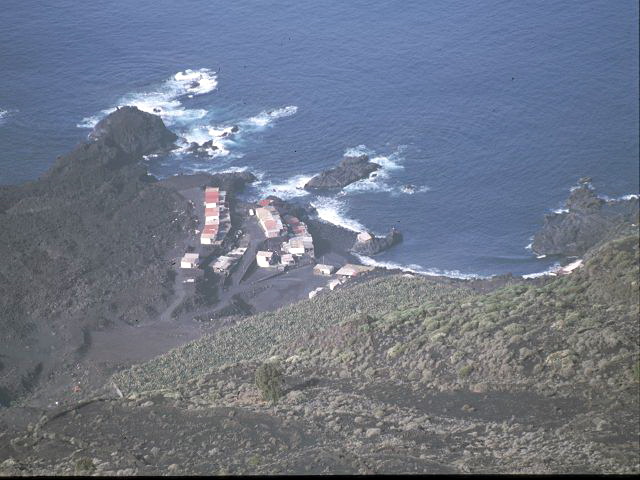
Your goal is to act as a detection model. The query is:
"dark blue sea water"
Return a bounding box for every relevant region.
[1,0,638,277]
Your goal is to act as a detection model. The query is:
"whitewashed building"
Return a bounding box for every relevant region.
[180,252,199,269]
[256,251,275,268]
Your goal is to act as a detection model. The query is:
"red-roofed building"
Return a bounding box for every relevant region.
[205,207,220,223]
[258,199,272,207]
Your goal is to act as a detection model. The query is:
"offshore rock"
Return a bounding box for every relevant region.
[351,228,403,256]
[304,155,380,190]
[532,179,638,256]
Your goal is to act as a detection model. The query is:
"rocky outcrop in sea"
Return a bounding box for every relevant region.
[532,178,639,256]
[350,229,403,256]
[304,154,380,190]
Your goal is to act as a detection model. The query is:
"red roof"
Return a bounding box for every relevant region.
[258,199,272,207]
[205,191,219,202]
[203,225,218,233]
[264,219,279,230]
[205,207,220,216]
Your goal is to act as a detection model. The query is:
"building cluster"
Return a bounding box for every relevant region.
[254,199,315,269]
[201,187,230,245]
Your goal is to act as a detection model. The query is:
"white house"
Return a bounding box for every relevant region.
[328,279,342,290]
[313,264,335,276]
[180,252,199,269]
[256,251,275,268]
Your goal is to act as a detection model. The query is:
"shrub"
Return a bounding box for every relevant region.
[458,365,474,378]
[75,457,95,474]
[255,362,284,403]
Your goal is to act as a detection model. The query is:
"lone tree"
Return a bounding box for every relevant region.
[255,361,284,403]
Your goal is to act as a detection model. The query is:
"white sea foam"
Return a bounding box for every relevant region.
[552,208,569,214]
[78,68,217,129]
[340,144,428,196]
[310,197,367,232]
[598,193,639,202]
[522,262,561,279]
[256,174,313,200]
[245,105,298,128]
[353,254,486,280]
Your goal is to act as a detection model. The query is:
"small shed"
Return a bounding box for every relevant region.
[328,279,342,290]
[313,264,335,276]
[256,251,275,268]
[180,252,199,269]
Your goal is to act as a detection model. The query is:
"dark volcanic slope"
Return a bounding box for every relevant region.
[0,107,195,405]
[532,179,639,256]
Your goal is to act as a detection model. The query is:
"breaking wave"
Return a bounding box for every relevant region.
[78,68,218,129]
[0,109,10,125]
[255,174,313,200]
[353,254,486,280]
[522,261,562,279]
[245,106,298,128]
[310,197,367,232]
[341,144,429,196]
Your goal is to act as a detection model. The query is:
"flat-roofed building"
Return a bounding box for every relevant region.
[335,264,374,278]
[256,251,275,268]
[212,255,236,273]
[313,264,335,276]
[180,252,199,269]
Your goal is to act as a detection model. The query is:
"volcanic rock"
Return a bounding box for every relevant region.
[304,155,380,190]
[351,229,403,256]
[531,179,638,256]
[89,106,177,157]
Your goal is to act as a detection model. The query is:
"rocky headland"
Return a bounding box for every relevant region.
[304,154,380,190]
[532,178,639,256]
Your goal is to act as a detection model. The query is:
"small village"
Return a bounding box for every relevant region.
[178,186,375,308]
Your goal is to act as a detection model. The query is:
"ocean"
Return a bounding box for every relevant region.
[1,0,638,278]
